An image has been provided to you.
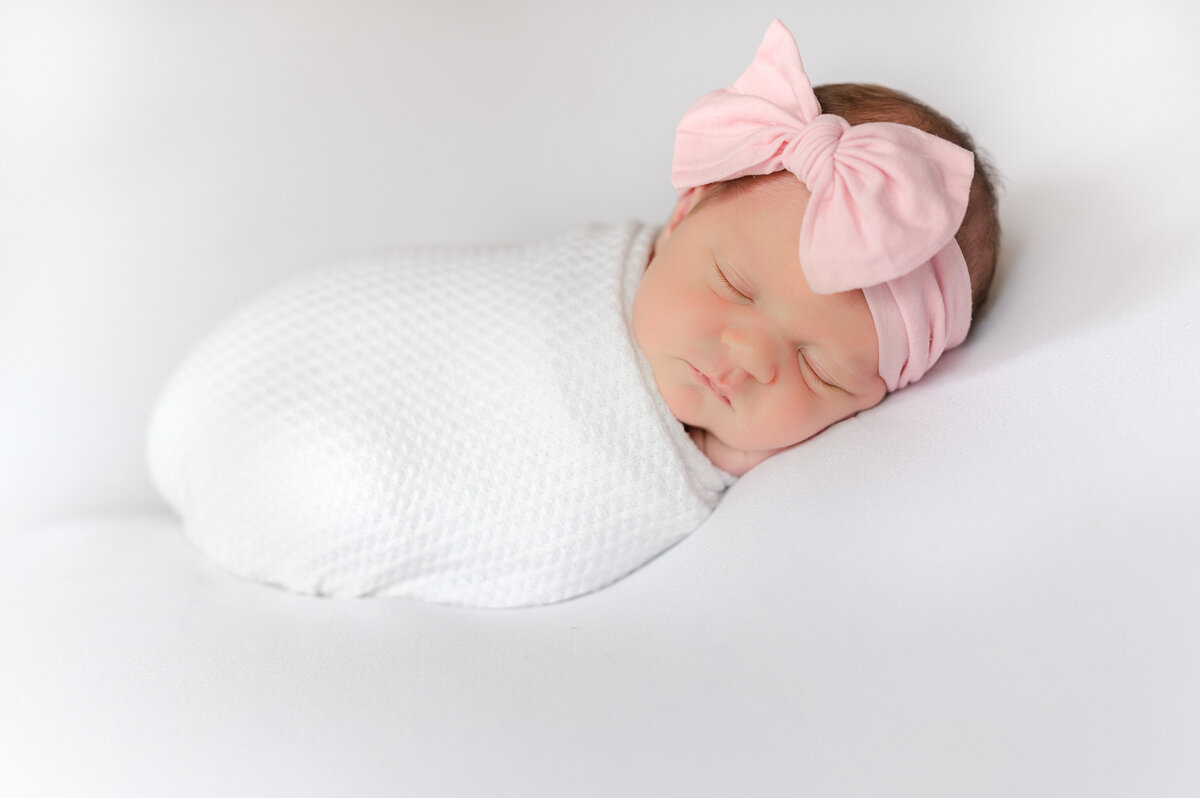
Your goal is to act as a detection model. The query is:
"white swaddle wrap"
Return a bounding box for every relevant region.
[148,222,734,607]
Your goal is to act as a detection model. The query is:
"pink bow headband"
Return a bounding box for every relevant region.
[671,19,975,391]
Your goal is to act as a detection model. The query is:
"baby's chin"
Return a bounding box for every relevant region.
[696,422,805,456]
[661,382,809,453]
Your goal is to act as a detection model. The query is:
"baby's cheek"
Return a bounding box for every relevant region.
[630,287,650,348]
[630,281,669,352]
[728,396,821,451]
[661,382,707,429]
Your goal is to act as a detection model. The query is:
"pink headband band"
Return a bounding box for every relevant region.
[670,19,975,391]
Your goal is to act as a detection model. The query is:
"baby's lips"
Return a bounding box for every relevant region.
[689,363,734,407]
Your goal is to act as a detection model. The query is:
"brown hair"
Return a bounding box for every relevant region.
[698,83,1001,314]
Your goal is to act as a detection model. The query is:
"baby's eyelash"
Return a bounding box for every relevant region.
[800,352,835,390]
[715,264,751,301]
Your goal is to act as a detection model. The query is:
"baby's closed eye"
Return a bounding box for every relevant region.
[714,262,752,302]
[799,350,842,392]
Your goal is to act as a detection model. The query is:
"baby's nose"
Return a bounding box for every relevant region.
[720,326,777,384]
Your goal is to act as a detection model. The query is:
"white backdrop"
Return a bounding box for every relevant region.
[2,3,1200,797]
[4,0,1197,535]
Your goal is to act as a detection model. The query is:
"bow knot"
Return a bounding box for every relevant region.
[670,20,974,295]
[789,113,850,188]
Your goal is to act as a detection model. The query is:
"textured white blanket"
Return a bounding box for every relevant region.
[148,222,733,607]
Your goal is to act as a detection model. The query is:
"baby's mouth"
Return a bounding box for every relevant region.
[688,363,733,407]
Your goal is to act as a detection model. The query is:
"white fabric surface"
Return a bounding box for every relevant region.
[3,1,1199,796]
[148,222,729,606]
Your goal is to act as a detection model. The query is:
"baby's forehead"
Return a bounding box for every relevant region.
[696,177,810,271]
[697,171,811,218]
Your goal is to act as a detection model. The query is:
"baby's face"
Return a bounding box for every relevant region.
[633,176,887,468]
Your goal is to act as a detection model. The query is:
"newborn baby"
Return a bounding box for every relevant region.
[636,21,999,475]
[148,20,999,606]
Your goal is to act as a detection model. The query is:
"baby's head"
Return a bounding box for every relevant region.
[633,20,1000,475]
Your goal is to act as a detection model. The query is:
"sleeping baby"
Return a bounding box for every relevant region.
[638,20,998,476]
[148,20,1000,607]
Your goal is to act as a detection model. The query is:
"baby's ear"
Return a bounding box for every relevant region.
[652,187,709,262]
[662,186,708,238]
